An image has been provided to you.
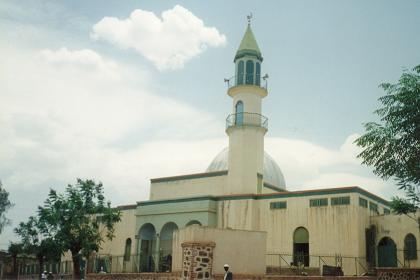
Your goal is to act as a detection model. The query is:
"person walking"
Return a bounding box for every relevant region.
[223,264,233,280]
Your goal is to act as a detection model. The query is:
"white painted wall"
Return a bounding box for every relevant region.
[150,174,227,200]
[172,226,267,275]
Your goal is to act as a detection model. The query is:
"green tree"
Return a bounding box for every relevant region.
[0,181,13,233]
[355,65,420,214]
[8,242,23,277]
[37,179,121,279]
[15,216,61,278]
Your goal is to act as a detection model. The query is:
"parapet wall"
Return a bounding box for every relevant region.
[376,267,420,279]
[173,226,267,275]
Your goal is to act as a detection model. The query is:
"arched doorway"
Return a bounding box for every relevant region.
[378,237,397,267]
[160,222,178,272]
[138,223,156,272]
[186,220,202,227]
[293,227,309,267]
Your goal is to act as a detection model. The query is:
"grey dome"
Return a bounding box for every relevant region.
[206,147,286,189]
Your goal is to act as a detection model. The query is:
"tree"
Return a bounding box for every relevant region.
[15,216,61,278]
[8,242,23,277]
[37,179,121,279]
[0,181,13,234]
[355,65,420,214]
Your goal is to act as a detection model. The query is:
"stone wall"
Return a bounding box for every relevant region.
[181,242,215,280]
[86,274,375,280]
[87,272,181,280]
[376,268,420,280]
[213,276,375,280]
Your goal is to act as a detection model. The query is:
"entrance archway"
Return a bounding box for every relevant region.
[378,237,397,267]
[160,222,178,272]
[293,227,309,267]
[138,223,156,272]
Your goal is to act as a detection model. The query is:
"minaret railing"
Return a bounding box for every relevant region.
[226,112,268,130]
[224,75,268,90]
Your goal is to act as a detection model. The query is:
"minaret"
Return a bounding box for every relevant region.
[226,21,268,194]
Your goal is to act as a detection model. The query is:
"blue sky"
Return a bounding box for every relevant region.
[0,0,419,248]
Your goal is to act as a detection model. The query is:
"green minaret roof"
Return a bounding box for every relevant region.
[234,24,263,62]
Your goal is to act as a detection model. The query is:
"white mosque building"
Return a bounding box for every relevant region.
[68,23,419,277]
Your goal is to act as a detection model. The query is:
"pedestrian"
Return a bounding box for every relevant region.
[47,271,54,280]
[223,264,233,280]
[41,271,47,279]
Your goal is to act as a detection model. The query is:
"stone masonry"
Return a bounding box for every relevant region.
[181,242,215,280]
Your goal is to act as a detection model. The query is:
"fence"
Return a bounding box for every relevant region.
[266,253,370,276]
[93,252,172,274]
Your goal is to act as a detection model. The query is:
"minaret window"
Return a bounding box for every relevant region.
[237,61,244,85]
[235,101,244,125]
[256,62,261,86]
[246,60,254,85]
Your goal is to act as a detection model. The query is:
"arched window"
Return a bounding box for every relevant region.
[256,62,261,86]
[246,60,254,85]
[186,220,202,227]
[124,238,132,261]
[404,234,417,260]
[293,227,309,267]
[235,101,244,125]
[237,61,244,85]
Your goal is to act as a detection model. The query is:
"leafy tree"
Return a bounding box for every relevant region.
[0,181,13,233]
[8,242,23,277]
[355,65,420,214]
[15,216,61,278]
[37,179,121,279]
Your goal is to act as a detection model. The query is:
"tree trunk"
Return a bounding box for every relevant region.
[72,253,81,280]
[12,255,17,278]
[38,256,44,280]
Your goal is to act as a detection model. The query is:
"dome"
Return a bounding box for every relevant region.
[206,147,286,190]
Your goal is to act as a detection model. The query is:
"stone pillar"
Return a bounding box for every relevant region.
[181,242,215,280]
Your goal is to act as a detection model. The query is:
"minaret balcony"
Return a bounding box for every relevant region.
[226,112,268,130]
[225,75,268,98]
[225,75,268,90]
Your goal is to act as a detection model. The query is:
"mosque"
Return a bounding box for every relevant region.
[84,23,419,276]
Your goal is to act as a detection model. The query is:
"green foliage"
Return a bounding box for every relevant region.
[355,65,420,214]
[8,242,23,276]
[15,216,61,262]
[37,179,121,258]
[0,181,13,233]
[8,242,23,257]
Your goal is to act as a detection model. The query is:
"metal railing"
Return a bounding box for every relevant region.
[93,252,171,274]
[266,253,370,276]
[226,112,268,130]
[224,75,268,90]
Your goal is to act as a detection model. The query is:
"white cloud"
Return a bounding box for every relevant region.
[0,43,225,247]
[265,134,395,196]
[39,47,120,79]
[91,5,226,71]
